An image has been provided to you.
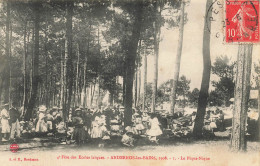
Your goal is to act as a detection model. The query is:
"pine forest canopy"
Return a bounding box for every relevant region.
[0,0,183,121]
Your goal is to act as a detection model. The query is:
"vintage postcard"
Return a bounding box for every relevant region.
[0,0,259,166]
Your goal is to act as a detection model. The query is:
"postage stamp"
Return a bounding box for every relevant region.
[225,0,259,43]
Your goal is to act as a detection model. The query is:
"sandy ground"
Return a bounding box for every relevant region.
[0,138,259,166]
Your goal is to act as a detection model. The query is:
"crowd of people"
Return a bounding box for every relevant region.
[0,103,227,147]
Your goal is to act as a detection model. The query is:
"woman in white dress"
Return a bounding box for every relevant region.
[146,114,162,143]
[1,104,10,141]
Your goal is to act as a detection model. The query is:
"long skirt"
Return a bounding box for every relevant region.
[91,126,102,138]
[36,120,48,133]
[1,119,10,133]
[73,127,86,143]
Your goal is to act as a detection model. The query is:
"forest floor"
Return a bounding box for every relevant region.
[0,134,259,166]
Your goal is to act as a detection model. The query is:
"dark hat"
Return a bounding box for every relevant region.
[53,106,59,110]
[75,108,82,113]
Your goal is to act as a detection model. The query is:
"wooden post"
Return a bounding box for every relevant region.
[231,44,253,151]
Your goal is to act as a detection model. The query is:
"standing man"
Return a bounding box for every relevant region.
[1,104,10,141]
[9,102,21,141]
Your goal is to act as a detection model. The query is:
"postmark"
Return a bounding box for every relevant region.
[225,0,259,43]
[10,143,19,153]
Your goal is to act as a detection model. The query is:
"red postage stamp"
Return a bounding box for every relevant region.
[225,0,259,43]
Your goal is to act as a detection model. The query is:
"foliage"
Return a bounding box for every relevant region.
[211,55,235,106]
[188,88,199,106]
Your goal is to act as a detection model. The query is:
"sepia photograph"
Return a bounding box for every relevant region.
[0,0,259,165]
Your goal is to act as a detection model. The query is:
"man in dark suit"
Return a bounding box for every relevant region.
[9,102,21,141]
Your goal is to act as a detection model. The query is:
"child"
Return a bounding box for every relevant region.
[91,114,103,139]
[121,131,134,147]
[99,131,111,148]
[146,114,162,144]
[125,124,137,135]
[72,109,86,144]
[135,115,145,135]
[46,109,53,133]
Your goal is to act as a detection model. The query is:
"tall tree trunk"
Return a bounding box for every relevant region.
[82,56,87,108]
[97,76,101,108]
[23,21,27,116]
[258,74,260,140]
[60,47,64,109]
[134,65,138,108]
[91,79,96,106]
[170,1,185,115]
[122,71,126,106]
[82,22,92,108]
[193,0,212,138]
[29,27,35,102]
[135,40,142,107]
[64,1,74,121]
[124,3,144,127]
[75,43,80,107]
[4,1,10,104]
[231,44,253,152]
[97,28,101,109]
[44,23,49,107]
[26,2,40,121]
[138,64,141,107]
[9,13,12,106]
[152,2,161,113]
[142,50,147,112]
[109,91,114,106]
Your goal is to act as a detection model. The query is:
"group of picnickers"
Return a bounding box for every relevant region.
[0,102,227,147]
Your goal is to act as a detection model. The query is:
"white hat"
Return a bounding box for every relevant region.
[39,105,47,112]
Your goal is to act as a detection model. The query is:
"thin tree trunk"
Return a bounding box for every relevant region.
[134,65,138,108]
[4,1,10,104]
[29,27,35,105]
[82,59,87,108]
[231,44,253,152]
[23,21,27,115]
[91,79,96,106]
[9,12,12,106]
[258,75,260,140]
[60,47,64,109]
[138,63,141,106]
[97,76,101,108]
[83,23,91,108]
[75,43,80,107]
[53,75,57,106]
[152,2,161,113]
[170,1,185,115]
[44,23,48,107]
[124,3,144,127]
[142,50,147,112]
[123,72,126,106]
[25,2,40,121]
[64,1,74,120]
[193,0,212,138]
[97,28,101,108]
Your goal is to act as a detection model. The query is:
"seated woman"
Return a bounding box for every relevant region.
[36,105,48,133]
